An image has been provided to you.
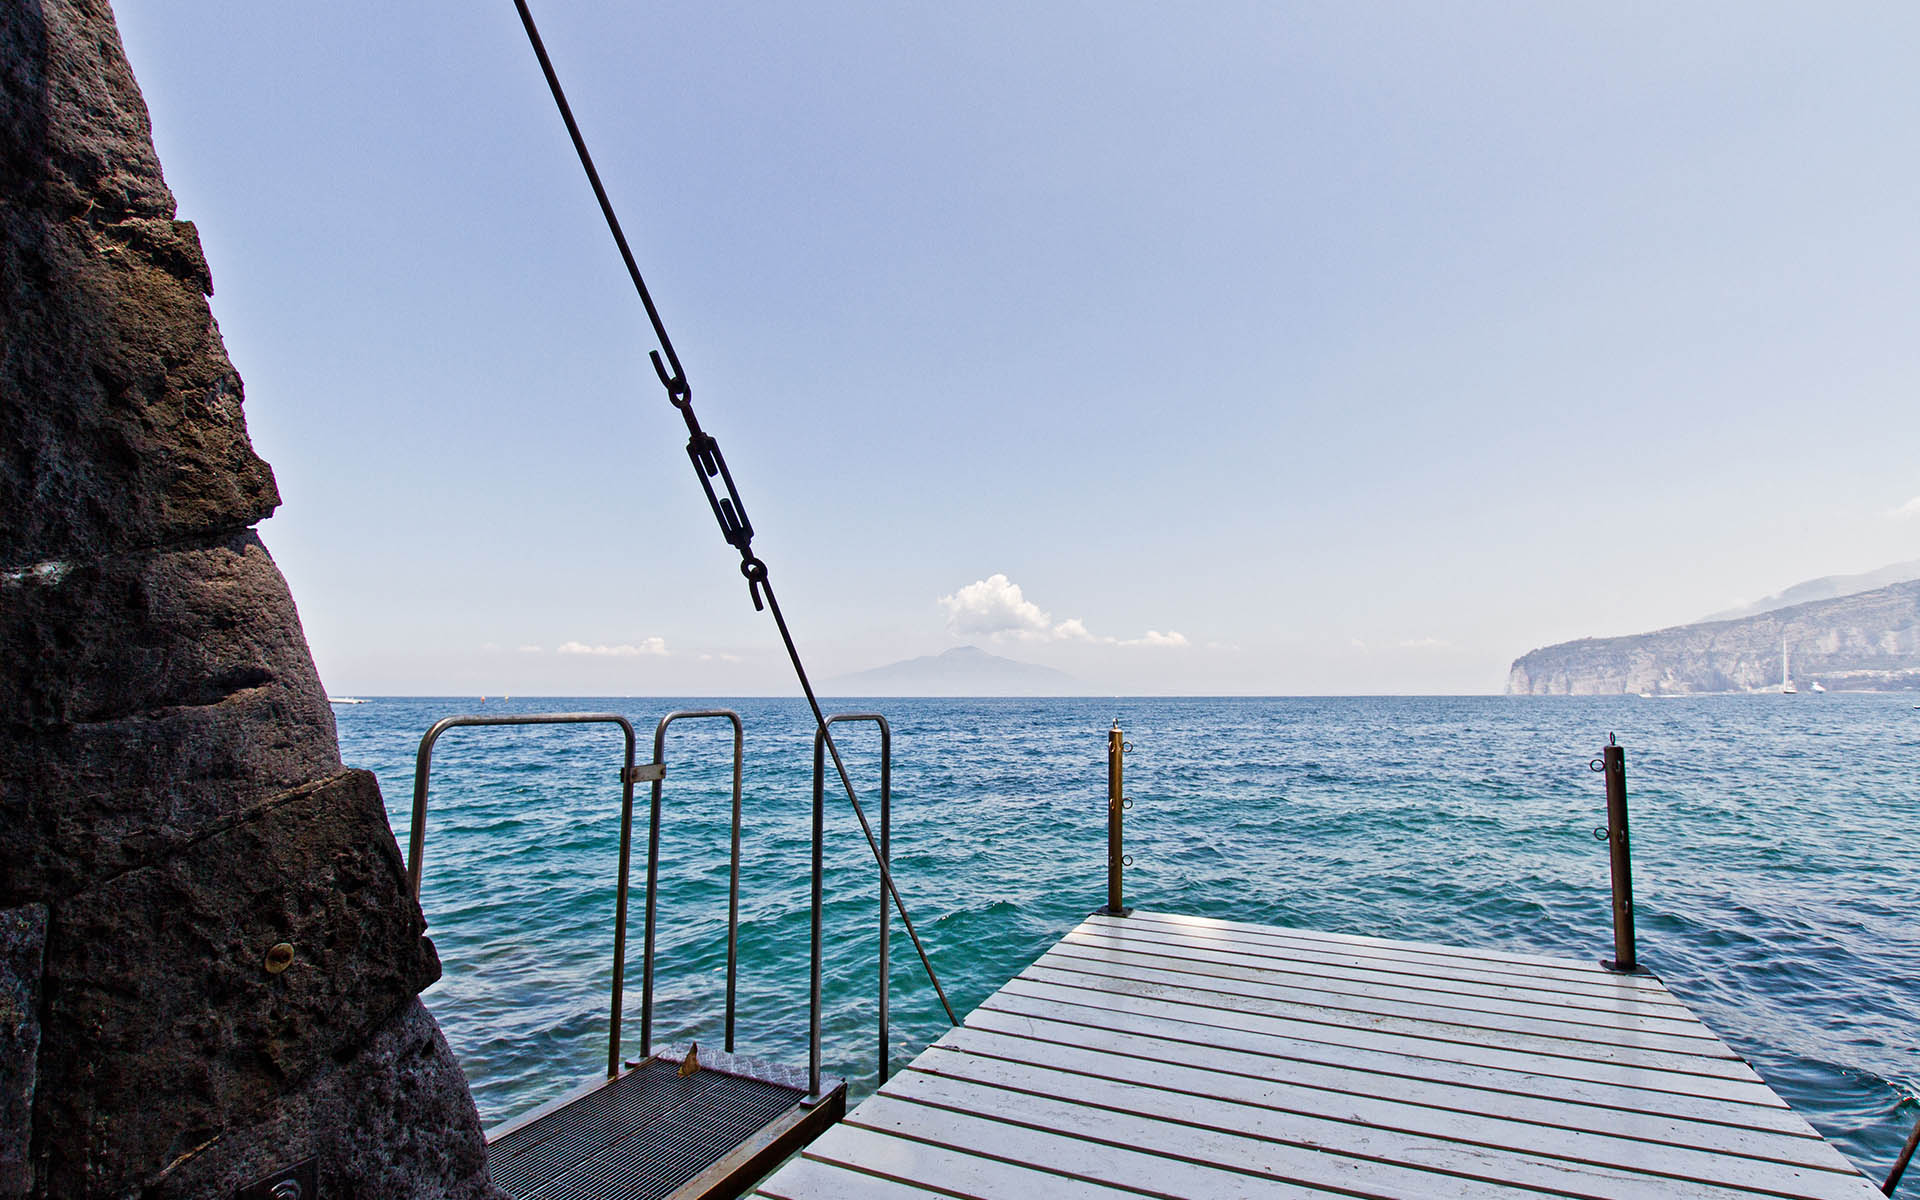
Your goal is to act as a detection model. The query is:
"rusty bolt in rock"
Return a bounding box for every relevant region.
[264,942,295,975]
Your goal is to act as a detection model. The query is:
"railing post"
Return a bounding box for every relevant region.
[1883,1108,1920,1195]
[876,722,891,1083]
[1103,720,1130,916]
[1596,734,1638,973]
[808,733,826,1104]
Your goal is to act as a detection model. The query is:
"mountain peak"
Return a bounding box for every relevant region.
[824,644,1084,696]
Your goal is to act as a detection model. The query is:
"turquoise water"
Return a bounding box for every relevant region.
[338,695,1920,1184]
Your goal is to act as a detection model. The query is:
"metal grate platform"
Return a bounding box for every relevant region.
[490,1049,844,1200]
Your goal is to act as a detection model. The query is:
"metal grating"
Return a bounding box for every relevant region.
[489,1059,807,1200]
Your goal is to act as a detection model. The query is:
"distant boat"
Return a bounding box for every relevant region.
[1637,692,1654,699]
[1780,638,1796,694]
[327,696,368,705]
[1810,681,1826,693]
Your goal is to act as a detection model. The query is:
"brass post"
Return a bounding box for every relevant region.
[1600,738,1637,973]
[1104,721,1130,916]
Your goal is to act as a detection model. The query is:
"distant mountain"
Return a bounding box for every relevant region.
[1699,559,1920,623]
[824,645,1082,696]
[1509,579,1920,694]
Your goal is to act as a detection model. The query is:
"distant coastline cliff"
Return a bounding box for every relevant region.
[1508,580,1920,694]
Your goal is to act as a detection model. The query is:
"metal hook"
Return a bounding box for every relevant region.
[650,349,690,404]
[1589,757,1606,772]
[1122,797,1133,810]
[1121,854,1134,867]
[741,557,769,612]
[1608,732,1617,747]
[1592,825,1611,842]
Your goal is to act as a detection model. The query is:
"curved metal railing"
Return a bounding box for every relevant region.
[640,710,746,1057]
[408,712,641,1078]
[811,714,893,1095]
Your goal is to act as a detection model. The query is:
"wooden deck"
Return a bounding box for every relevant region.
[754,909,1881,1199]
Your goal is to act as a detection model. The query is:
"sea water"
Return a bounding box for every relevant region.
[337,694,1920,1181]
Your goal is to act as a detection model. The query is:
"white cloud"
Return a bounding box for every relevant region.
[1399,636,1451,649]
[1889,496,1920,519]
[939,574,1056,638]
[557,638,668,657]
[1120,630,1189,648]
[937,574,1189,648]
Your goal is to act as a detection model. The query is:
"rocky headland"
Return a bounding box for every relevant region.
[1508,579,1920,695]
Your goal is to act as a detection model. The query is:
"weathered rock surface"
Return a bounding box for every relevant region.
[35,770,441,1197]
[2,1,277,569]
[144,999,495,1200]
[0,205,278,568]
[1509,579,1920,694]
[2,1,499,1196]
[0,906,45,1200]
[0,532,341,901]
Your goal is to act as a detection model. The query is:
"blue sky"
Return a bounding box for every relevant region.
[116,2,1920,694]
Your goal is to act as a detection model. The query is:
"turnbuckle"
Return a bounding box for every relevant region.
[680,424,768,608]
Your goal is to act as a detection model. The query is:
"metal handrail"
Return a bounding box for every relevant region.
[640,710,746,1058]
[810,714,892,1098]
[407,712,639,1078]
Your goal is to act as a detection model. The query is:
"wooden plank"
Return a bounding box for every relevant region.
[877,1069,1845,1200]
[753,1155,946,1199]
[1042,940,1718,1042]
[1063,924,1693,1016]
[992,978,1781,1103]
[800,1123,1152,1199]
[1021,964,1753,1077]
[925,1028,1867,1188]
[1121,909,1673,980]
[1035,949,1719,1051]
[963,1004,1822,1145]
[848,1091,1477,1199]
[756,912,1882,1200]
[1071,920,1691,1008]
[1093,913,1675,997]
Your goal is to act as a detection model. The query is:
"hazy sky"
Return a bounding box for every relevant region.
[116,2,1920,695]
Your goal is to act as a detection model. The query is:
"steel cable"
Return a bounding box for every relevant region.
[510,0,957,1027]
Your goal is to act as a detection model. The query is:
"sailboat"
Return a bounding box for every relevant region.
[1780,638,1797,694]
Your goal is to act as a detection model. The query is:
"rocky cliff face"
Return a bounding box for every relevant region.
[0,2,497,1195]
[1508,580,1920,695]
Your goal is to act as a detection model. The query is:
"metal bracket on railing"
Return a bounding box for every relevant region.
[810,714,893,1099]
[407,712,639,1079]
[623,763,665,785]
